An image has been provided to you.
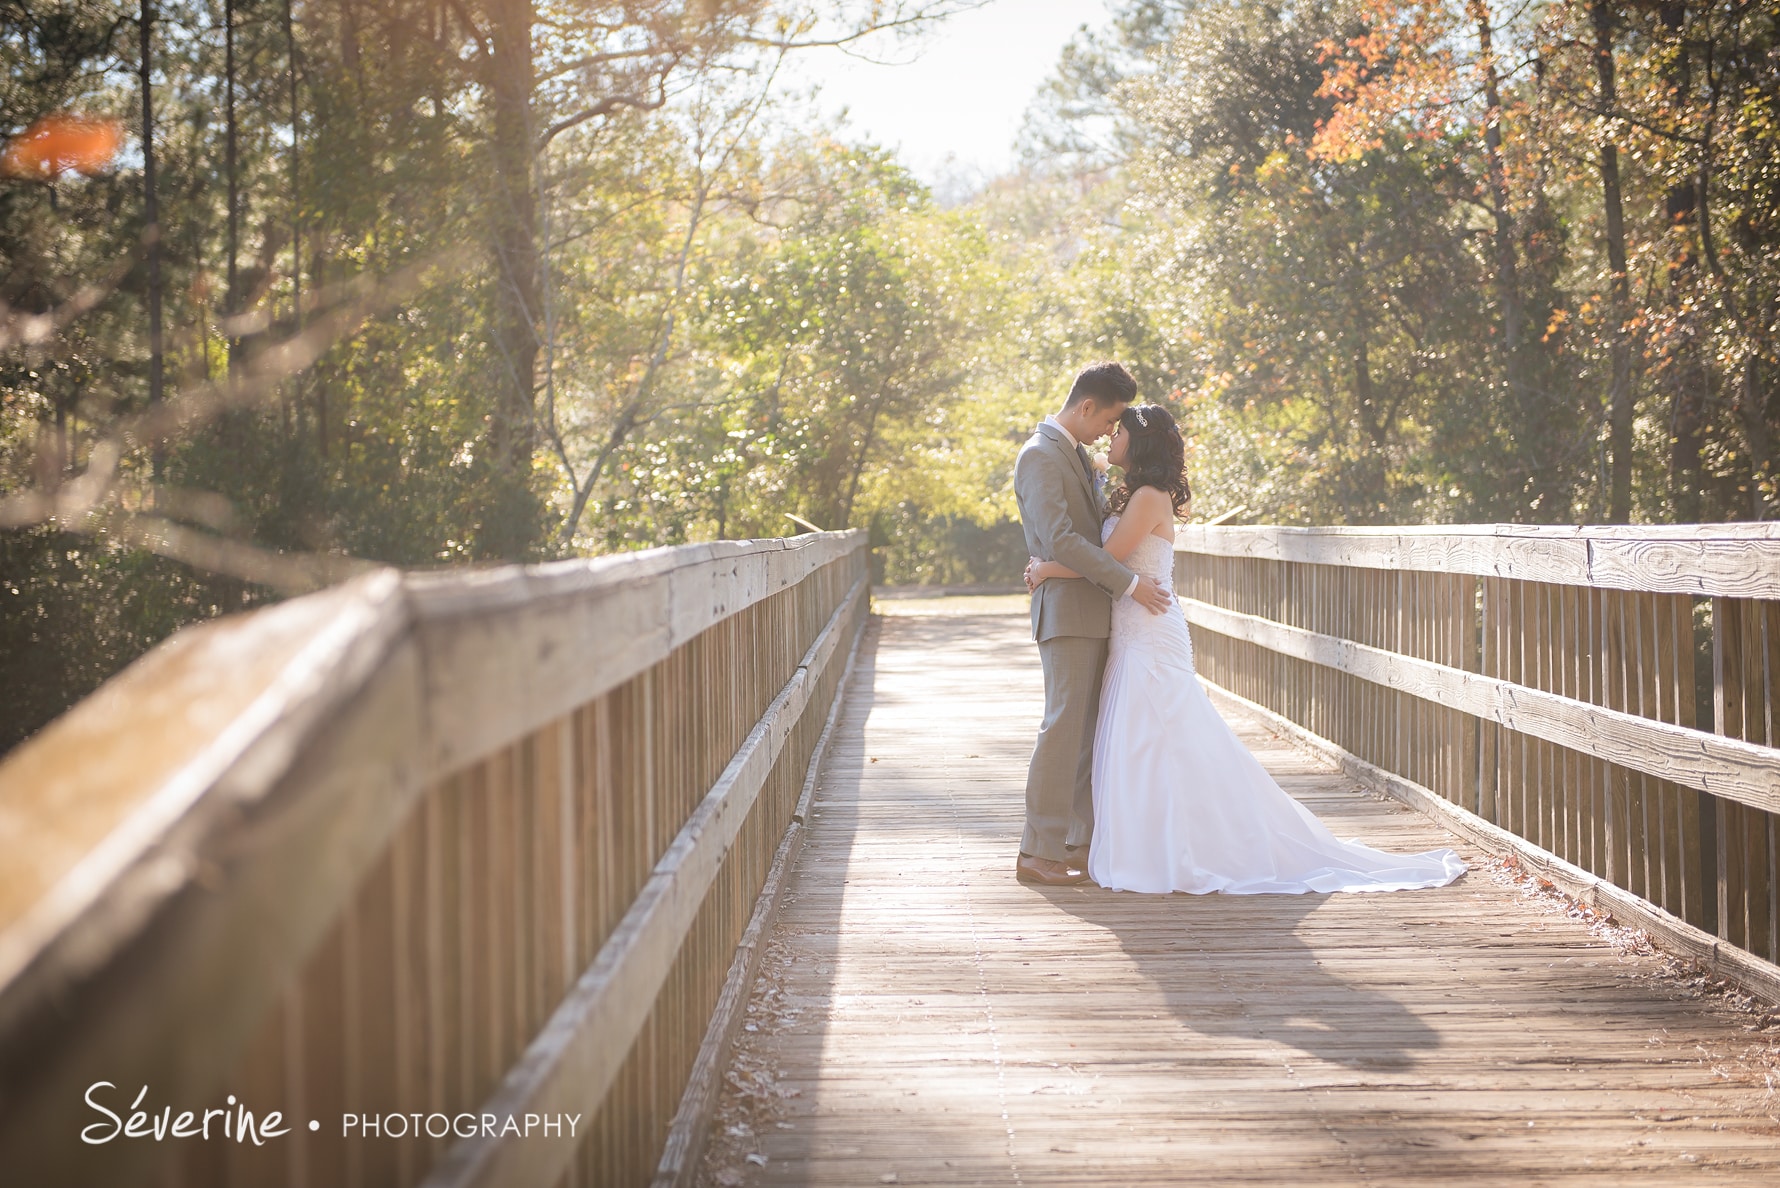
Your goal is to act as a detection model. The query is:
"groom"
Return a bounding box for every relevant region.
[1013,361,1172,886]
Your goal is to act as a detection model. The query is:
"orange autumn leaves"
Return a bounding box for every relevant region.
[1,114,123,181]
[1312,0,1465,163]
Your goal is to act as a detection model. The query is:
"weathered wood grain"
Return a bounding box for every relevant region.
[0,532,867,1188]
[1176,524,1780,598]
[1204,678,1780,1008]
[698,602,1780,1188]
[0,611,430,1187]
[652,604,873,1188]
[1180,597,1780,815]
[419,577,867,1188]
[413,534,861,777]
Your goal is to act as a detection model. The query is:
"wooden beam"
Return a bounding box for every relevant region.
[0,568,412,1020]
[1176,525,1780,598]
[412,534,862,776]
[1198,678,1780,1008]
[652,600,871,1188]
[417,576,868,1188]
[1181,598,1780,815]
[0,605,432,1188]
[0,533,866,1188]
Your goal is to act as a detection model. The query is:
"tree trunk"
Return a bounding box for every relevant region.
[283,0,316,453]
[842,398,885,525]
[1351,293,1385,448]
[1470,0,1523,368]
[485,0,542,556]
[139,0,164,477]
[1671,384,1704,521]
[224,0,238,356]
[1657,1,1705,521]
[1592,0,1634,522]
[1740,353,1775,519]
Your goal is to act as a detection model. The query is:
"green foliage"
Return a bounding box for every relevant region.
[1,1,1033,753]
[1027,0,1780,528]
[8,0,1780,758]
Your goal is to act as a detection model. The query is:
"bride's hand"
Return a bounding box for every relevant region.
[1024,555,1043,592]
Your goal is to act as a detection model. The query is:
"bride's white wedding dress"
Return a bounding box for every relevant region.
[1088,518,1467,894]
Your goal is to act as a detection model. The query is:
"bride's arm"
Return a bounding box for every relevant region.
[1029,558,1080,583]
[1101,487,1171,560]
[1029,488,1171,585]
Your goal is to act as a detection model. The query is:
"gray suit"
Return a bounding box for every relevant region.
[1013,422,1137,861]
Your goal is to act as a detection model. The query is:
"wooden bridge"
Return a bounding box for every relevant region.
[1,525,1777,1186]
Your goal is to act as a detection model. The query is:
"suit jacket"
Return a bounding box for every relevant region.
[1014,421,1137,642]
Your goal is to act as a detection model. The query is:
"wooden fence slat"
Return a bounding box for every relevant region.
[1180,597,1780,814]
[1176,527,1780,1006]
[0,532,867,1188]
[416,576,866,1188]
[1176,524,1780,598]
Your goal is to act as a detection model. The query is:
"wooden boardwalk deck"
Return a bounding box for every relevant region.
[696,599,1780,1187]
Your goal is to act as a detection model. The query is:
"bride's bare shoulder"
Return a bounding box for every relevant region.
[1126,484,1169,505]
[1126,484,1171,516]
[1124,485,1176,540]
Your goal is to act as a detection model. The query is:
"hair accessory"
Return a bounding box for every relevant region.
[1133,408,1149,428]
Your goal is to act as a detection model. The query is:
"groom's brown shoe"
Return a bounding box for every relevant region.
[1016,854,1089,886]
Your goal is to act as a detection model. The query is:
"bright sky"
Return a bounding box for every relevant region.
[777,0,1116,185]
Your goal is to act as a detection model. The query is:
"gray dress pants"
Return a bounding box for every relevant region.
[1022,635,1107,862]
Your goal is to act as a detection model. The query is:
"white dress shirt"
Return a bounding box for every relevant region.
[1043,413,1078,449]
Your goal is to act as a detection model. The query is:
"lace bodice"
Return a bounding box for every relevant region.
[1103,515,1187,663]
[1102,515,1175,588]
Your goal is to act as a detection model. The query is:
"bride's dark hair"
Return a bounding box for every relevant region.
[1108,403,1191,517]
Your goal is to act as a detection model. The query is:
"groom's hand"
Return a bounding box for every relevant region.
[1133,575,1172,615]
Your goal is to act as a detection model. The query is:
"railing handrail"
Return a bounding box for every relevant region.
[0,529,867,1186]
[1177,521,1780,599]
[1174,521,1780,1003]
[1178,595,1780,815]
[0,530,863,1002]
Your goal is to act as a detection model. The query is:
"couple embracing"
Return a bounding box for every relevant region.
[1012,362,1466,895]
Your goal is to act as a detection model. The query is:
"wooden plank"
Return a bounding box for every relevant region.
[1581,588,1605,880]
[1602,590,1632,892]
[1763,601,1780,963]
[419,578,867,1188]
[1176,525,1780,598]
[1533,582,1554,855]
[652,602,871,1188]
[1590,536,1780,600]
[1744,602,1774,960]
[1477,577,1500,825]
[1558,583,1581,866]
[698,600,1780,1188]
[0,617,429,1188]
[1506,579,1528,839]
[414,534,863,777]
[1180,597,1780,814]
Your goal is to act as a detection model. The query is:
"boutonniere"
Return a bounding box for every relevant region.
[1089,452,1110,507]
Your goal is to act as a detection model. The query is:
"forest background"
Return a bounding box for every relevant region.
[3,0,1779,753]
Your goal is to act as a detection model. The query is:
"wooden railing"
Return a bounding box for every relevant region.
[0,531,869,1188]
[1176,524,1780,996]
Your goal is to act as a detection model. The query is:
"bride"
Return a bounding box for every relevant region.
[1025,404,1466,895]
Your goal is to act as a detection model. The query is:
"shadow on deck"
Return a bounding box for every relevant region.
[698,601,1780,1187]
